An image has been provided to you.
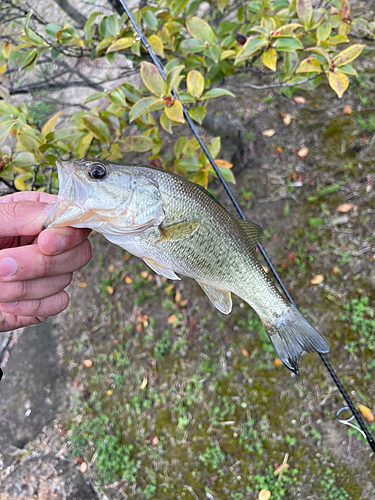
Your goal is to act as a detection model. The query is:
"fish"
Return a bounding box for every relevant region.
[44,160,330,374]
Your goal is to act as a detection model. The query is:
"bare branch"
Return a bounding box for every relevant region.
[52,0,87,27]
[227,74,321,90]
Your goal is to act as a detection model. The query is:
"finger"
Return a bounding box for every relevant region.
[0,312,46,333]
[0,201,54,237]
[38,227,91,256]
[0,239,92,282]
[0,192,57,204]
[0,290,69,318]
[0,273,72,303]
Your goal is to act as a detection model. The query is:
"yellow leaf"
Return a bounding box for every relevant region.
[262,48,277,72]
[327,71,349,98]
[175,290,182,303]
[106,389,113,396]
[108,264,115,272]
[337,203,353,212]
[80,462,88,473]
[274,358,282,367]
[140,271,149,279]
[262,129,276,137]
[293,96,306,104]
[343,105,352,114]
[282,113,292,126]
[148,34,164,58]
[168,314,177,324]
[165,284,174,294]
[332,44,365,67]
[297,147,309,158]
[358,404,374,422]
[106,37,134,53]
[106,285,114,295]
[140,376,148,390]
[258,489,271,500]
[14,177,26,191]
[165,99,185,123]
[78,282,87,288]
[124,276,132,284]
[241,348,249,357]
[187,70,205,99]
[310,274,324,284]
[83,359,92,368]
[205,159,233,170]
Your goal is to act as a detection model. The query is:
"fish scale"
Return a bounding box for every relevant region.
[44,160,330,374]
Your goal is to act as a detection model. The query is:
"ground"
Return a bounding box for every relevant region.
[1,28,375,500]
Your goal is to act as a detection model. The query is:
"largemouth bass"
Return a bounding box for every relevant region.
[44,160,329,374]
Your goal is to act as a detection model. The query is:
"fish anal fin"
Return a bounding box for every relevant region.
[197,281,232,314]
[159,220,201,242]
[237,219,262,248]
[143,258,181,280]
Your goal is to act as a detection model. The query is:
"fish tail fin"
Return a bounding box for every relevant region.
[263,306,330,375]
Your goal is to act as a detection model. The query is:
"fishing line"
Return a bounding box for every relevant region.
[118,0,375,454]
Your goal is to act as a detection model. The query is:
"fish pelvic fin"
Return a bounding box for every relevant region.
[264,306,330,375]
[197,281,232,314]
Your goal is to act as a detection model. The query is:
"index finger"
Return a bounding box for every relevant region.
[0,192,57,204]
[0,201,52,238]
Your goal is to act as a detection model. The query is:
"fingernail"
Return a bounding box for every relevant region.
[49,235,64,253]
[0,257,17,278]
[0,302,18,309]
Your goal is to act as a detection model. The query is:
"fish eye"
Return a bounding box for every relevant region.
[87,163,108,181]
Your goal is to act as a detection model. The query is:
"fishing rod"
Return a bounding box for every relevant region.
[118,0,375,454]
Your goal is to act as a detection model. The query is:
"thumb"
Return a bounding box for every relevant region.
[0,201,53,237]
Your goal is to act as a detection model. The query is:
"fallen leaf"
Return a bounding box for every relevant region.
[343,105,352,114]
[83,359,92,368]
[124,276,133,284]
[108,264,115,272]
[78,282,87,288]
[80,462,88,473]
[281,113,292,126]
[241,348,249,357]
[106,389,113,396]
[124,253,131,261]
[74,456,83,464]
[168,314,177,324]
[337,203,354,212]
[262,129,276,137]
[293,96,306,104]
[151,436,159,446]
[297,147,309,158]
[259,489,271,500]
[275,146,283,153]
[140,271,149,278]
[175,290,182,303]
[165,284,174,294]
[358,404,374,422]
[275,463,290,474]
[106,285,114,295]
[140,376,148,390]
[332,266,340,274]
[310,274,324,285]
[274,358,282,367]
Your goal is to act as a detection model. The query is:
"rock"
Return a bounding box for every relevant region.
[0,453,98,499]
[0,320,67,466]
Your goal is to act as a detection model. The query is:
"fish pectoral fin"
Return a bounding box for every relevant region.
[143,258,181,281]
[237,219,262,249]
[159,221,201,242]
[197,281,232,314]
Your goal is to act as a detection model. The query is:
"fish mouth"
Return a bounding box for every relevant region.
[43,160,90,229]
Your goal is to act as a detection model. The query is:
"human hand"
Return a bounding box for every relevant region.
[0,191,92,332]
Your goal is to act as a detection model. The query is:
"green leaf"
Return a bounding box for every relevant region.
[140,61,166,96]
[84,92,107,104]
[180,39,206,53]
[328,35,349,45]
[18,49,38,70]
[108,88,128,107]
[307,46,331,64]
[129,97,165,122]
[84,11,102,38]
[262,48,277,71]
[120,84,141,103]
[10,152,35,168]
[274,37,303,51]
[212,165,236,184]
[106,37,134,53]
[166,65,185,93]
[124,136,155,152]
[0,119,17,146]
[171,0,190,17]
[296,0,312,29]
[165,100,185,123]
[179,92,196,103]
[200,88,235,100]
[296,57,322,73]
[186,17,215,44]
[317,20,331,45]
[338,64,357,77]
[284,51,299,78]
[45,24,62,37]
[187,70,205,98]
[17,133,39,153]
[308,217,324,227]
[95,37,114,55]
[82,115,111,142]
[160,111,173,134]
[309,8,326,29]
[143,10,158,31]
[327,70,349,98]
[148,34,164,58]
[206,137,221,159]
[174,137,186,159]
[235,36,268,64]
[99,15,119,38]
[332,44,365,67]
[177,156,201,171]
[188,106,206,125]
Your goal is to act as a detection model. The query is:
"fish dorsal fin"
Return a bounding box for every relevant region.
[237,219,262,248]
[159,220,201,242]
[197,281,232,314]
[143,258,181,280]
